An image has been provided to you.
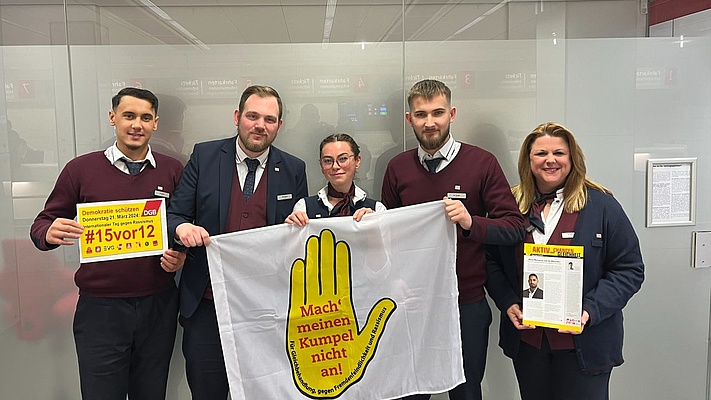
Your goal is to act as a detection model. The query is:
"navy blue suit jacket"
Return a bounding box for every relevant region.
[167,136,308,318]
[486,188,644,375]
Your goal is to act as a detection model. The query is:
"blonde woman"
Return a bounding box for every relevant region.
[486,122,644,400]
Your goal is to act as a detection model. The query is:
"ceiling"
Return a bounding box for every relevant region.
[0,0,642,46]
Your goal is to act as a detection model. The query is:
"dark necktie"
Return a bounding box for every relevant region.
[424,157,444,173]
[529,191,557,233]
[122,157,148,176]
[243,158,260,200]
[327,183,356,216]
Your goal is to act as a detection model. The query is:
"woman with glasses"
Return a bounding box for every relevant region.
[285,133,385,226]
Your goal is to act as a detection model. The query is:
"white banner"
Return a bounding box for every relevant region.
[206,200,463,400]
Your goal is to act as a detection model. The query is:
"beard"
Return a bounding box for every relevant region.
[414,125,450,151]
[238,128,274,154]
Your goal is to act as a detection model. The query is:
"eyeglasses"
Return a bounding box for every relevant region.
[320,154,355,168]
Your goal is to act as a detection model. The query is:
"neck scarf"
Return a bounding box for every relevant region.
[529,191,558,233]
[327,183,356,216]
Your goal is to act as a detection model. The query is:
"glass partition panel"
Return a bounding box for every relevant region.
[0,30,79,400]
[0,1,708,398]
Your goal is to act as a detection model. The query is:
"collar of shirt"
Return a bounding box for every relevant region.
[105,142,156,174]
[235,142,270,169]
[532,188,565,245]
[316,184,367,212]
[417,134,460,172]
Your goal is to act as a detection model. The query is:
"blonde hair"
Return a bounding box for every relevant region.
[407,79,451,110]
[512,122,611,214]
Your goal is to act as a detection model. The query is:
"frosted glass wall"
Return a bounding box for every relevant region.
[0,1,709,399]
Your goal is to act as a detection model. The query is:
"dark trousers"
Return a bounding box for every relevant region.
[513,338,611,400]
[180,298,229,400]
[73,285,178,400]
[403,298,492,400]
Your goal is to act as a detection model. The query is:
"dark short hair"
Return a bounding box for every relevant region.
[407,79,451,110]
[238,85,283,120]
[112,87,159,113]
[529,273,538,279]
[319,133,360,157]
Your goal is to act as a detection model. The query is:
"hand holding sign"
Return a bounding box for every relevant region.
[287,229,396,398]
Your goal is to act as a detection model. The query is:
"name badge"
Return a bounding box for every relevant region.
[447,192,467,199]
[154,190,170,198]
[562,232,575,239]
[277,194,293,201]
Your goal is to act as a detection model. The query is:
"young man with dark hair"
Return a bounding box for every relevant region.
[524,273,544,299]
[30,87,186,399]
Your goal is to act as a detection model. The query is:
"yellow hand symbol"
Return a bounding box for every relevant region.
[287,229,396,398]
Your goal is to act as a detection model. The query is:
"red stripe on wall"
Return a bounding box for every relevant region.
[649,0,711,25]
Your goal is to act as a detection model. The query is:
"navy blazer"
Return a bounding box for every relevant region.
[167,136,308,318]
[486,188,644,375]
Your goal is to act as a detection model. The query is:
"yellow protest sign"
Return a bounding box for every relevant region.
[76,198,167,263]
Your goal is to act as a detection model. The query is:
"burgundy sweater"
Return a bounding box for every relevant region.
[381,144,524,304]
[30,151,184,298]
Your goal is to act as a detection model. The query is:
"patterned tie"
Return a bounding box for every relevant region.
[424,157,444,173]
[122,157,148,176]
[528,191,557,233]
[243,158,260,200]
